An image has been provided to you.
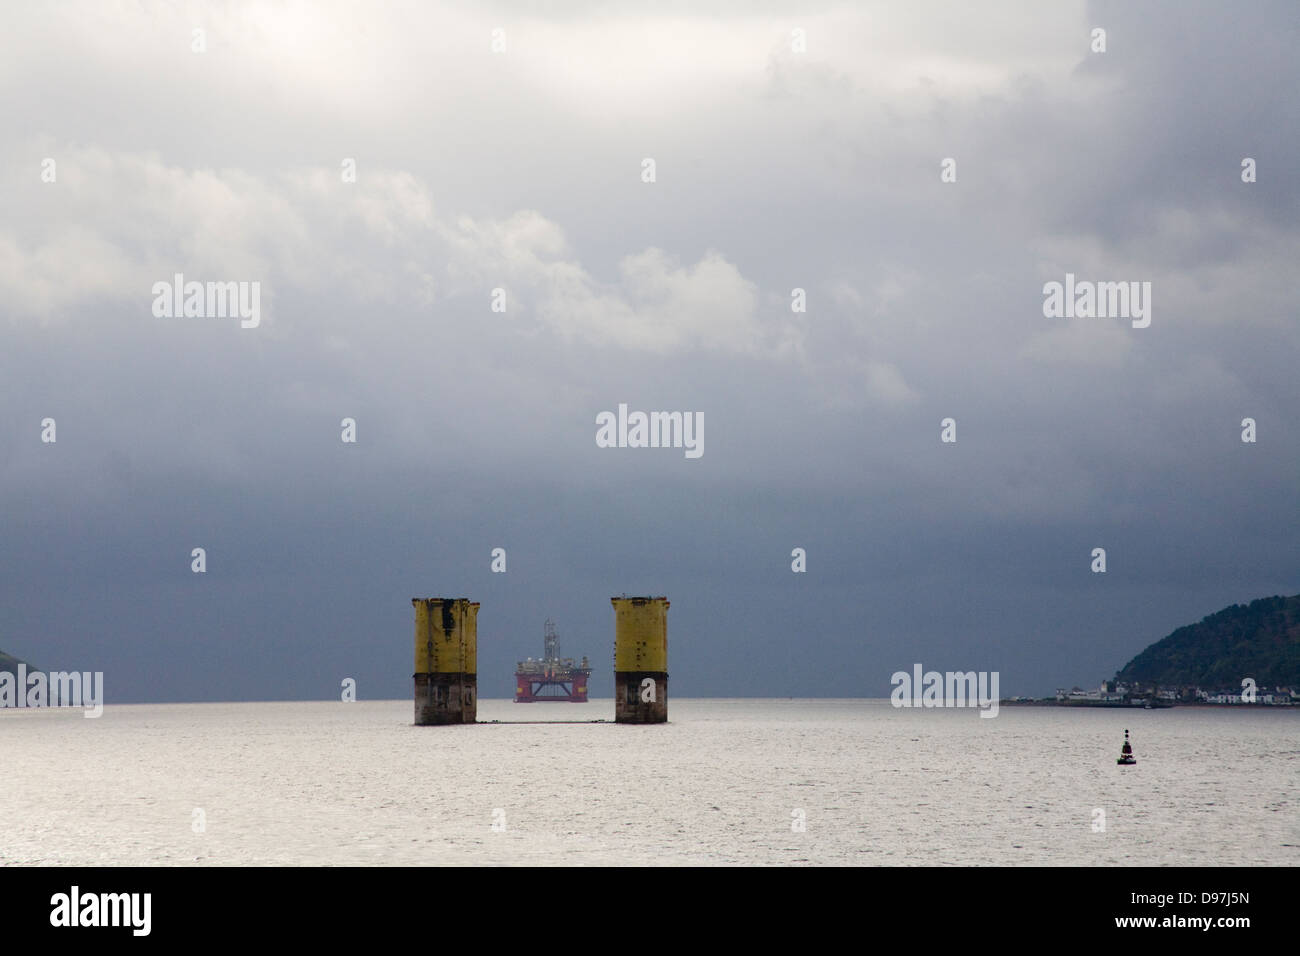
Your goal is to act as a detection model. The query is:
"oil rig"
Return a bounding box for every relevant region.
[514,619,591,702]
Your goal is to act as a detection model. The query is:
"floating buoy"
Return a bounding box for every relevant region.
[1117,728,1136,765]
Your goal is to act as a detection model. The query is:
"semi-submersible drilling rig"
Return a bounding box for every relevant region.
[514,619,591,702]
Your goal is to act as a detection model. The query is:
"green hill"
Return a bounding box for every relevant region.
[1116,594,1300,688]
[1,648,35,674]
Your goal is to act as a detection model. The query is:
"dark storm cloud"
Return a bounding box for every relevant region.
[1,1,1296,702]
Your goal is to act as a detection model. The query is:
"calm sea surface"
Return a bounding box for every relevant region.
[2,699,1296,866]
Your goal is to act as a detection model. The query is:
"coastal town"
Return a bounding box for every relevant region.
[1004,680,1296,707]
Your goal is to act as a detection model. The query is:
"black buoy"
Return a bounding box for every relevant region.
[1117,728,1136,765]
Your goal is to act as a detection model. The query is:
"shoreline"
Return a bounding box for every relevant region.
[999,699,1296,709]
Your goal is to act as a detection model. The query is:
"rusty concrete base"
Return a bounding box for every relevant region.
[413,673,477,725]
[615,671,668,723]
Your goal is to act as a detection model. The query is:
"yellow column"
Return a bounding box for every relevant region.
[611,596,669,723]
[412,598,479,725]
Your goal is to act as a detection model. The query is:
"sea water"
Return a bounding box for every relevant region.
[1,699,1295,866]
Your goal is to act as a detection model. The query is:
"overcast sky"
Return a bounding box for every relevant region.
[2,1,1297,702]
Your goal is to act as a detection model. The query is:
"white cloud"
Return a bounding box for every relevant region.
[863,359,919,405]
[554,247,764,353]
[1,143,787,355]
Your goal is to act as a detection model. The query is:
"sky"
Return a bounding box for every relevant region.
[1,0,1297,702]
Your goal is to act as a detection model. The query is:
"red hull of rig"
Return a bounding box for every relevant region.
[515,620,591,703]
[514,673,590,702]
